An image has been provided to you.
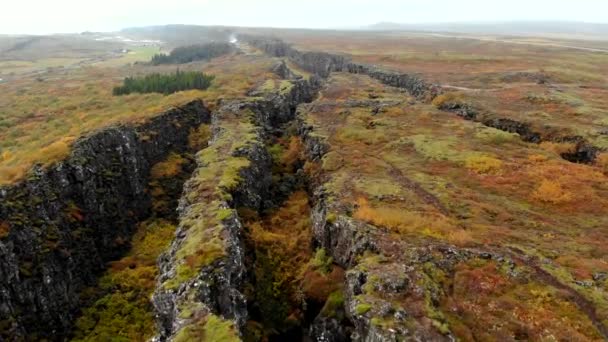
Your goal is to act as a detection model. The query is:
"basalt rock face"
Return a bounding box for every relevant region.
[346,63,440,100]
[244,37,349,78]
[152,74,320,341]
[151,122,265,340]
[251,77,322,129]
[0,100,210,340]
[481,117,543,143]
[439,102,605,163]
[560,139,599,164]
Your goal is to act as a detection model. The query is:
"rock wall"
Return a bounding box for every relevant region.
[151,108,269,340]
[440,102,600,162]
[346,63,440,100]
[0,100,211,340]
[151,76,321,341]
[243,35,439,100]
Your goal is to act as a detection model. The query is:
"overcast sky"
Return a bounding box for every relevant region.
[2,0,608,34]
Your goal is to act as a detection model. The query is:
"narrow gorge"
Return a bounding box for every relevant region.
[0,101,211,339]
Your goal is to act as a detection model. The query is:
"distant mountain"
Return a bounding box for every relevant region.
[366,21,608,39]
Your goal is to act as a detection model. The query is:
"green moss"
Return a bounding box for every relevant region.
[354,177,402,198]
[311,248,333,274]
[410,134,459,161]
[71,219,175,341]
[188,123,212,150]
[259,79,277,93]
[363,274,381,294]
[337,125,389,145]
[322,151,343,172]
[279,80,294,94]
[432,319,451,335]
[174,315,239,342]
[165,235,225,290]
[267,143,284,161]
[164,108,262,290]
[251,251,291,330]
[216,208,233,221]
[258,79,293,95]
[321,290,345,318]
[359,251,388,266]
[326,212,337,224]
[221,158,250,190]
[355,303,372,315]
[474,126,518,145]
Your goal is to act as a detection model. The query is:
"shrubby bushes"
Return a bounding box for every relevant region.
[151,42,234,65]
[113,70,214,95]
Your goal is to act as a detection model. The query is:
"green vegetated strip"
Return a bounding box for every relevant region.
[162,112,258,290]
[113,70,215,96]
[161,109,259,341]
[71,218,175,341]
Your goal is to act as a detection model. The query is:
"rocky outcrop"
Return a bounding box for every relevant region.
[249,36,603,164]
[346,63,440,100]
[481,117,542,143]
[151,71,321,341]
[559,139,599,164]
[0,100,211,340]
[151,120,266,340]
[243,36,438,100]
[244,37,348,78]
[440,101,601,162]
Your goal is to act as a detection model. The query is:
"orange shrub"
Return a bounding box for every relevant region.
[39,136,75,166]
[431,92,464,108]
[0,165,29,185]
[597,153,608,173]
[465,155,503,174]
[354,197,452,238]
[188,124,212,150]
[1,151,11,162]
[527,154,548,163]
[532,179,573,204]
[447,229,474,246]
[281,136,303,166]
[0,221,10,239]
[150,153,188,179]
[539,141,575,156]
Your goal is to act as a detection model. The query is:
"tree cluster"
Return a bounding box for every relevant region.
[151,42,234,65]
[112,70,214,95]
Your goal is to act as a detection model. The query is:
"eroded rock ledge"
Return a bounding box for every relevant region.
[0,100,210,340]
[151,75,320,341]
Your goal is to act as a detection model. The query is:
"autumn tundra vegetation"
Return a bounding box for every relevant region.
[0,25,608,341]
